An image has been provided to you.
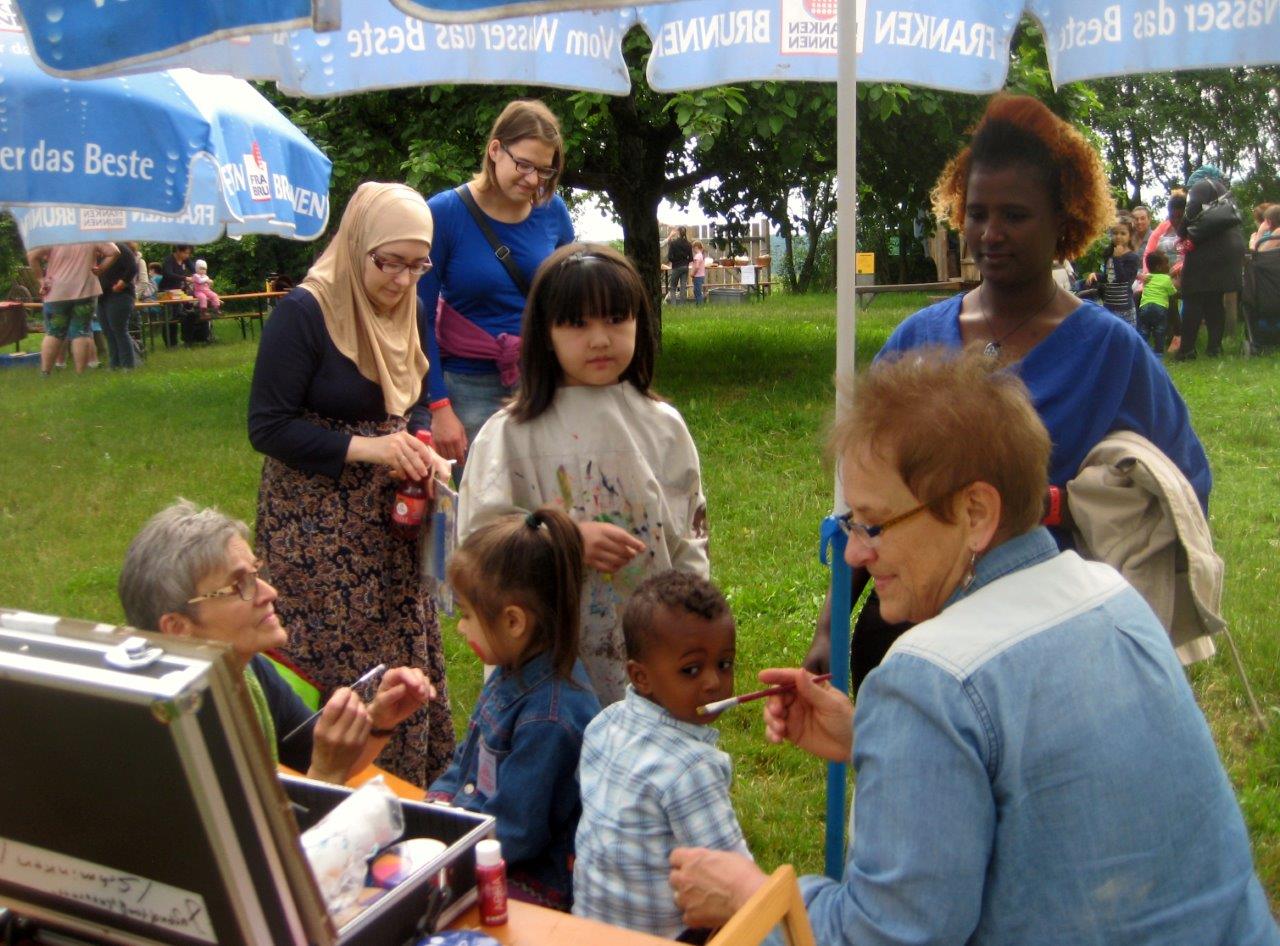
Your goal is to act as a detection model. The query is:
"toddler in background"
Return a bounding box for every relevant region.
[1137,251,1178,355]
[574,570,751,942]
[691,241,707,305]
[428,506,600,910]
[191,259,221,313]
[1087,220,1140,324]
[1257,205,1280,253]
[459,243,709,705]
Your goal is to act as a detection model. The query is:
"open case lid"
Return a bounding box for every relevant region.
[0,609,337,946]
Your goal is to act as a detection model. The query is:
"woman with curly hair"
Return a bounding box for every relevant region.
[805,94,1211,688]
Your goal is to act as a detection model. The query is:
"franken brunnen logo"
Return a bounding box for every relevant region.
[244,142,271,203]
[781,0,840,55]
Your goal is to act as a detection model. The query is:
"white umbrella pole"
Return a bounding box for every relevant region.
[823,0,858,881]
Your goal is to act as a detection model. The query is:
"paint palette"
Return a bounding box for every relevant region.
[369,837,449,889]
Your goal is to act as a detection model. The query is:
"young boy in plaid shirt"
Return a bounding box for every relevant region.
[573,570,752,942]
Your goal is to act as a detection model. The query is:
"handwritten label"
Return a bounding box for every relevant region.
[0,837,216,943]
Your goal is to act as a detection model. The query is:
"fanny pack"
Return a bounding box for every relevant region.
[435,296,521,387]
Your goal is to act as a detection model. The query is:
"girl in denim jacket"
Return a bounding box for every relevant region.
[428,506,601,910]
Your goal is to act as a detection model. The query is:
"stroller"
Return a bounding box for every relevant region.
[1241,250,1280,356]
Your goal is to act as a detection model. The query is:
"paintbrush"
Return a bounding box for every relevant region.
[280,663,386,743]
[695,673,833,717]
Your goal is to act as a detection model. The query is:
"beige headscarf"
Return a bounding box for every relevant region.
[300,182,433,418]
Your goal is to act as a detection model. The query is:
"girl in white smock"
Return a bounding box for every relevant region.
[458,243,709,704]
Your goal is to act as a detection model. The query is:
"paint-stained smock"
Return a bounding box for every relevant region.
[458,383,709,704]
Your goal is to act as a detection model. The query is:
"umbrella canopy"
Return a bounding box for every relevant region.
[0,12,332,248]
[11,0,1280,91]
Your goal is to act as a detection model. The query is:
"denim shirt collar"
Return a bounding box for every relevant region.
[490,649,559,711]
[623,686,721,747]
[945,526,1060,610]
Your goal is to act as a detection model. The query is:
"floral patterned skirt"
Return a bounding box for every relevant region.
[256,414,454,788]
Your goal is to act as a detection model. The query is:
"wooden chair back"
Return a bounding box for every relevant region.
[706,865,816,946]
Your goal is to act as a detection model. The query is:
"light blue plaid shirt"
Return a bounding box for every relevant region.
[573,687,750,938]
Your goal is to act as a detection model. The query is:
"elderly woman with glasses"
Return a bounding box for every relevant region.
[120,501,433,785]
[249,182,454,788]
[415,98,575,473]
[668,350,1276,945]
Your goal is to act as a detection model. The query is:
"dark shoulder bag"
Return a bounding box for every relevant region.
[454,185,531,296]
[1185,188,1241,242]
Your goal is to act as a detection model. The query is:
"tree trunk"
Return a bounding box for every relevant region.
[608,182,666,333]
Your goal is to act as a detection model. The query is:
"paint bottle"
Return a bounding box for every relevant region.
[475,838,508,926]
[391,430,434,539]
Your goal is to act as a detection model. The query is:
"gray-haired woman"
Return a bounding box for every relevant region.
[120,500,433,785]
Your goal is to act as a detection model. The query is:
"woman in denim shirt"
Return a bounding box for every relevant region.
[669,351,1277,946]
[428,507,600,909]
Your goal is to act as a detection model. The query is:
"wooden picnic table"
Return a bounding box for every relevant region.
[19,291,286,352]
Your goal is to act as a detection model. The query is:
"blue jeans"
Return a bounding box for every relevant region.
[693,275,705,304]
[669,266,689,301]
[97,292,138,369]
[443,368,516,478]
[1137,303,1167,355]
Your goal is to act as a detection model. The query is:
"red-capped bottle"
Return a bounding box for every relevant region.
[475,838,508,926]
[391,430,433,539]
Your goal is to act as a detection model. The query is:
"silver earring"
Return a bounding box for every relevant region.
[961,551,978,591]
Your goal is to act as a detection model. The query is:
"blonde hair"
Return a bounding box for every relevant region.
[476,99,564,208]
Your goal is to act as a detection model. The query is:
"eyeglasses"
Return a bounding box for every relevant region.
[499,142,558,182]
[187,563,264,604]
[368,251,432,277]
[836,486,965,549]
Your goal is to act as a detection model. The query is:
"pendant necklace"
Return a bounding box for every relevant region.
[979,284,1060,357]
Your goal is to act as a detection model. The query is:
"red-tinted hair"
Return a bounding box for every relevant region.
[932,94,1113,260]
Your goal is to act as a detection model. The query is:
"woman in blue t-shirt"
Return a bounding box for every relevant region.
[805,94,1211,690]
[417,99,575,471]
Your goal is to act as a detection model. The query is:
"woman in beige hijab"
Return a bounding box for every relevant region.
[249,182,455,787]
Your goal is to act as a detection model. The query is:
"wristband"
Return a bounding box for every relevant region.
[370,725,398,738]
[1041,485,1063,527]
[428,398,452,411]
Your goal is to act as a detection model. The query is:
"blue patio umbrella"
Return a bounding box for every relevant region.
[0,14,331,248]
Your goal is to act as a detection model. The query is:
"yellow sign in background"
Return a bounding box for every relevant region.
[855,252,875,275]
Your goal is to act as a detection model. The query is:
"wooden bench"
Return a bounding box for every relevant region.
[19,292,286,353]
[855,280,965,305]
[143,290,285,349]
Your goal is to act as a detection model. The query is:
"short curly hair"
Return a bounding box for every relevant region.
[622,569,729,660]
[931,94,1113,260]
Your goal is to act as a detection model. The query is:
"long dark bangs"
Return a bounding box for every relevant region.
[513,243,656,421]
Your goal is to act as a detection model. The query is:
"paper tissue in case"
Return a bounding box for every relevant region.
[0,609,492,946]
[282,775,493,942]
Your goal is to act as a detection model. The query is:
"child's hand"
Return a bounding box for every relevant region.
[578,521,646,573]
[368,667,433,732]
[1085,273,1098,285]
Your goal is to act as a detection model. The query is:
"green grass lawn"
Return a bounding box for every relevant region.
[1,294,1278,894]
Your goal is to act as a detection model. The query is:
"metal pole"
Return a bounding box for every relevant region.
[823,0,858,881]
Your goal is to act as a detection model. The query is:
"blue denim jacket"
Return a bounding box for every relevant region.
[429,651,600,908]
[802,528,1278,945]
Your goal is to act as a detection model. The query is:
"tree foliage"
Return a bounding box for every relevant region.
[1081,67,1280,212]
